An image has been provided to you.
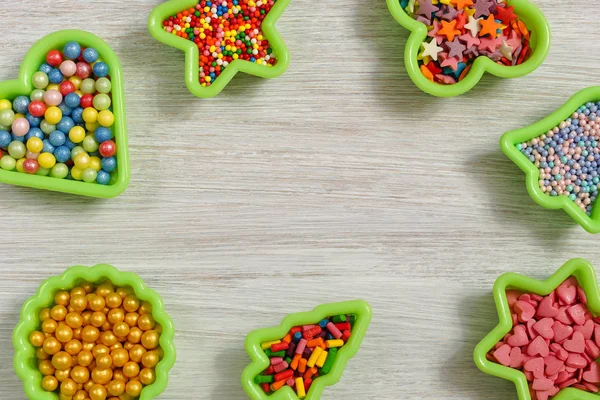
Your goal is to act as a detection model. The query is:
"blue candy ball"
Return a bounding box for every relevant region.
[83,48,99,63]
[94,127,112,143]
[93,62,109,78]
[0,130,11,148]
[63,138,76,150]
[25,127,44,140]
[49,131,66,147]
[13,95,30,114]
[48,68,64,84]
[96,170,111,185]
[58,103,73,116]
[43,139,55,153]
[63,41,81,60]
[64,93,80,108]
[26,113,42,127]
[71,107,84,123]
[56,117,75,133]
[101,156,117,172]
[39,63,53,74]
[54,146,71,163]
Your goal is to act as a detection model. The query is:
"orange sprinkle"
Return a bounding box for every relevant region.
[271,380,286,391]
[291,354,301,370]
[420,65,434,82]
[298,358,307,373]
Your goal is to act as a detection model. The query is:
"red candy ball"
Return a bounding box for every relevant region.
[23,159,39,174]
[28,100,46,118]
[75,62,92,79]
[99,140,116,157]
[59,81,76,96]
[80,94,94,109]
[46,50,63,67]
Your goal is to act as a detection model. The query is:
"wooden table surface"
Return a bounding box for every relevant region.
[2,0,600,398]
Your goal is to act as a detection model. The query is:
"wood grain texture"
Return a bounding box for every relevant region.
[1,0,600,398]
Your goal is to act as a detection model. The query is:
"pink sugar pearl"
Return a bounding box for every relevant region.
[59,60,77,77]
[11,118,30,136]
[43,89,63,106]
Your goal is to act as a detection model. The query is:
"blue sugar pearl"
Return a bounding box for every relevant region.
[25,127,44,140]
[570,194,577,200]
[96,170,111,185]
[64,93,80,108]
[561,156,568,163]
[94,127,112,143]
[49,131,66,147]
[11,134,25,143]
[39,63,53,74]
[63,41,81,60]
[0,130,10,148]
[64,138,76,150]
[548,161,554,168]
[26,113,41,127]
[54,146,71,163]
[43,139,55,153]
[48,68,64,84]
[93,62,109,78]
[82,47,99,63]
[71,107,84,123]
[57,117,75,133]
[58,103,73,116]
[555,174,562,180]
[13,95,30,114]
[567,185,574,192]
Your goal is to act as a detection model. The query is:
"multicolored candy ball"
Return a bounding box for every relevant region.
[255,314,354,398]
[404,0,532,84]
[0,42,118,185]
[162,0,278,87]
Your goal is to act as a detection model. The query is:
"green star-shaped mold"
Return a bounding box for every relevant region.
[474,258,600,400]
[241,300,372,400]
[13,264,176,400]
[0,30,130,198]
[385,0,551,97]
[501,87,600,233]
[148,0,290,98]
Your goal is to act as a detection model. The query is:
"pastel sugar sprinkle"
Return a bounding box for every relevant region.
[162,0,278,86]
[518,101,600,215]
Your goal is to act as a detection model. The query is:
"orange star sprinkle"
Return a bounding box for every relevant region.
[438,20,460,42]
[479,14,502,38]
[450,0,473,10]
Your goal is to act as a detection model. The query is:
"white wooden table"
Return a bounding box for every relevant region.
[1,0,600,398]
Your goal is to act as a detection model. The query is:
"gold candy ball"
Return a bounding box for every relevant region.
[42,318,58,334]
[89,383,108,400]
[77,350,94,367]
[113,322,130,338]
[55,367,72,382]
[106,293,123,309]
[96,282,114,297]
[126,327,142,344]
[141,351,160,369]
[54,291,71,306]
[91,311,107,328]
[35,347,50,360]
[107,309,124,324]
[81,326,100,342]
[65,339,83,356]
[139,368,155,385]
[29,330,45,347]
[93,344,110,358]
[122,361,139,378]
[138,301,152,315]
[52,351,73,370]
[137,314,155,331]
[92,367,113,385]
[96,354,113,369]
[39,359,56,376]
[66,312,84,329]
[51,305,68,321]
[125,379,142,397]
[141,330,159,350]
[60,378,78,396]
[41,375,59,392]
[88,295,106,312]
[55,325,74,343]
[43,337,62,355]
[39,308,51,321]
[128,345,146,363]
[71,365,91,384]
[111,348,129,368]
[122,296,139,313]
[107,380,125,396]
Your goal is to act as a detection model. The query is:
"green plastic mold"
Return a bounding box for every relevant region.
[385,0,551,97]
[241,300,372,400]
[474,258,600,400]
[0,30,130,198]
[148,0,290,98]
[13,264,175,400]
[501,87,600,233]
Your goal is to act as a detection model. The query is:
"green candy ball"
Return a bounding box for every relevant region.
[40,120,56,135]
[0,155,16,170]
[82,135,99,153]
[50,163,69,179]
[80,79,96,94]
[82,168,97,183]
[92,94,111,111]
[95,78,112,94]
[30,89,46,102]
[8,141,26,159]
[36,166,50,176]
[70,146,86,160]
[0,109,15,127]
[32,71,49,89]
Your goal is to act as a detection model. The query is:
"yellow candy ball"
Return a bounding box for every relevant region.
[74,152,90,169]
[89,156,102,172]
[16,158,25,173]
[98,110,114,127]
[44,107,62,125]
[69,126,86,143]
[68,76,82,90]
[26,137,44,153]
[0,99,11,111]
[38,152,56,169]
[15,113,25,120]
[71,166,83,180]
[82,107,98,124]
[47,83,60,92]
[85,122,99,132]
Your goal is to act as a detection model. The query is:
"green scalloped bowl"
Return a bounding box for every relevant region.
[13,264,175,400]
[474,258,600,400]
[148,0,290,98]
[385,0,551,97]
[0,30,130,198]
[501,87,600,233]
[241,300,372,400]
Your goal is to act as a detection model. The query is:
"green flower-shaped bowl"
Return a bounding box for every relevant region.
[0,30,130,198]
[241,300,372,400]
[474,258,600,400]
[385,0,551,97]
[13,264,175,400]
[148,0,290,98]
[501,87,600,233]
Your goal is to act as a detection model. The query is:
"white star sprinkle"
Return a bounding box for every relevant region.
[421,38,443,61]
[464,16,482,37]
